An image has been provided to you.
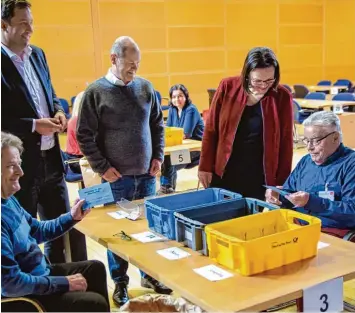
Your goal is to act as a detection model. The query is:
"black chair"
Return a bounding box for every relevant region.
[293,85,310,98]
[207,88,217,107]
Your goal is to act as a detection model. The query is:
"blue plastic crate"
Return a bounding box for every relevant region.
[174,198,278,255]
[145,188,241,240]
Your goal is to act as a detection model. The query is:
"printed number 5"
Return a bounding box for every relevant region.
[320,294,329,312]
[178,154,183,163]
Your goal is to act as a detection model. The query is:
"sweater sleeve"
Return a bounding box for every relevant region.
[25,211,76,244]
[183,106,200,139]
[76,86,111,175]
[275,89,294,185]
[1,227,69,297]
[199,80,224,173]
[150,88,164,162]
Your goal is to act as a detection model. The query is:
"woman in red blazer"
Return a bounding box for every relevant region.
[198,47,293,200]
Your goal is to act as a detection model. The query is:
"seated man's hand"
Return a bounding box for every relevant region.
[285,191,310,208]
[67,273,87,292]
[71,199,91,221]
[265,186,283,205]
[102,167,121,183]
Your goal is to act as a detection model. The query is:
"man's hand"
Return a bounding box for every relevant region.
[285,191,310,208]
[54,111,67,132]
[35,118,62,136]
[102,167,121,183]
[265,186,283,206]
[67,274,87,292]
[198,171,212,189]
[71,199,91,221]
[149,159,162,176]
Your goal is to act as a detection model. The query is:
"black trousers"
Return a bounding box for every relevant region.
[2,261,110,312]
[15,146,87,263]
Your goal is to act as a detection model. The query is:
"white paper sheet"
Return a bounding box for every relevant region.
[157,247,191,260]
[131,231,165,243]
[317,241,330,250]
[193,265,233,281]
[107,210,130,220]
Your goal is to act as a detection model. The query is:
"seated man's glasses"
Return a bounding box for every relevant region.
[302,131,337,146]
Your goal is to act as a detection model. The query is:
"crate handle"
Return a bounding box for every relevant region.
[283,210,321,225]
[219,189,238,200]
[245,198,280,213]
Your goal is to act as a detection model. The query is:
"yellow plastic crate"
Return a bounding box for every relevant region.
[205,209,321,276]
[165,127,184,147]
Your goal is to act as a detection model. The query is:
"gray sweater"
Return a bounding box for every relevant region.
[76,77,164,176]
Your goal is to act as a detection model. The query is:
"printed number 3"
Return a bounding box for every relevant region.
[178,154,183,162]
[320,294,329,312]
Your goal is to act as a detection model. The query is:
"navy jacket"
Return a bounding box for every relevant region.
[1,45,64,185]
[282,144,355,229]
[166,103,204,141]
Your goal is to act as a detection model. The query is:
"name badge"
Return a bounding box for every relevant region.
[318,190,335,201]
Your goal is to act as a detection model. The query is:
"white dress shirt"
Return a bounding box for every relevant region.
[105,69,134,86]
[2,44,55,150]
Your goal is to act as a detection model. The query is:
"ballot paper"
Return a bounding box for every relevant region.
[131,231,165,243]
[107,211,130,220]
[263,185,291,197]
[193,265,233,281]
[157,247,191,260]
[317,241,330,250]
[78,182,114,210]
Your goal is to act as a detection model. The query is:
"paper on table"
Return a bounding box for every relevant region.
[317,241,330,249]
[78,182,114,210]
[157,247,191,260]
[107,211,129,220]
[131,231,165,243]
[194,265,233,281]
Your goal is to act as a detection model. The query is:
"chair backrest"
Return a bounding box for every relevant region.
[332,93,355,101]
[207,88,217,107]
[292,100,302,122]
[71,96,76,106]
[317,80,331,86]
[283,84,292,93]
[305,92,326,100]
[155,90,162,104]
[293,85,309,98]
[59,98,70,114]
[334,79,352,88]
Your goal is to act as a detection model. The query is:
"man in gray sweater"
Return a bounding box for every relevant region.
[76,36,171,306]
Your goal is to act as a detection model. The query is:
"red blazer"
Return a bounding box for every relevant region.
[199,76,294,186]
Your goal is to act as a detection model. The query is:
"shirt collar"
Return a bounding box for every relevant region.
[1,44,32,61]
[105,69,133,86]
[318,143,345,166]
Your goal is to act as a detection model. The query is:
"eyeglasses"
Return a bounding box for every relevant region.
[113,231,132,241]
[250,78,275,87]
[302,131,337,146]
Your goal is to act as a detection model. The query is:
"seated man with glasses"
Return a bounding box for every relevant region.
[266,111,355,232]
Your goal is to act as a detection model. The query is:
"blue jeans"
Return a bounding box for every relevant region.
[104,174,156,284]
[160,151,200,190]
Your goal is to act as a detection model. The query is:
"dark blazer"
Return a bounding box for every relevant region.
[1,45,64,184]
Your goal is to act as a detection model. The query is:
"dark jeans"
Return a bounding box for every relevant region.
[104,174,156,284]
[15,146,87,264]
[160,151,200,190]
[34,261,109,312]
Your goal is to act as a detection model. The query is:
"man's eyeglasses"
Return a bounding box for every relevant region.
[250,78,275,87]
[113,231,132,241]
[302,131,337,146]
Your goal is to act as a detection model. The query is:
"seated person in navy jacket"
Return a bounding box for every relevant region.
[1,132,109,312]
[266,111,355,231]
[159,84,204,194]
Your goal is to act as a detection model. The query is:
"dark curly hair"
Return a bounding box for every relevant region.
[168,84,192,107]
[1,0,31,23]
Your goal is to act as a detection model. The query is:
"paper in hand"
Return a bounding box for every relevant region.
[78,182,114,210]
[264,185,290,197]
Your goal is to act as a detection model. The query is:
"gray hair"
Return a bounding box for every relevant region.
[303,111,342,133]
[110,36,139,58]
[1,132,24,155]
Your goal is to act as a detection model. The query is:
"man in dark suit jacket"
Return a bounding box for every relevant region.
[1,0,86,263]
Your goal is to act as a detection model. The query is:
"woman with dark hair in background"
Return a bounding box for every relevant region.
[198,47,293,200]
[159,84,204,194]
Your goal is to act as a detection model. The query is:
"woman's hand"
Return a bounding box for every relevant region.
[198,171,212,189]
